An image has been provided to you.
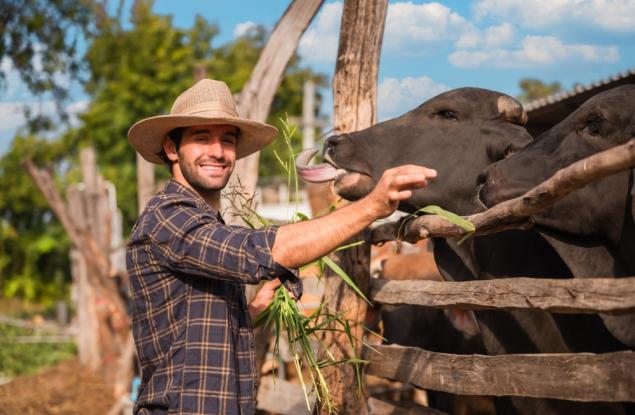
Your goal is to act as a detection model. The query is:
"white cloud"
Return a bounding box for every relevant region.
[233,21,258,38]
[299,2,342,64]
[449,35,619,68]
[384,2,473,51]
[474,0,635,33]
[378,76,450,121]
[299,2,477,63]
[454,22,515,50]
[483,23,515,49]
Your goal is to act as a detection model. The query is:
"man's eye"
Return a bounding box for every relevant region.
[223,136,237,144]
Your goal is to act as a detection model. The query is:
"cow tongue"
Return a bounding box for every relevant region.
[296,148,338,183]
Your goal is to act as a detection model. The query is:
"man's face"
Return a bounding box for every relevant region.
[167,124,238,193]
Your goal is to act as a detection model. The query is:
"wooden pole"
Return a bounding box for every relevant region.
[136,153,155,215]
[318,1,388,413]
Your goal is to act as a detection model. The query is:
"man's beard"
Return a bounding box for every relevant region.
[178,153,233,197]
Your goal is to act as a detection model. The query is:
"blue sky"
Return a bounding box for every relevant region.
[1,0,634,153]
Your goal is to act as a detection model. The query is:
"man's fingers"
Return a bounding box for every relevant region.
[394,175,429,187]
[264,278,282,290]
[389,189,413,201]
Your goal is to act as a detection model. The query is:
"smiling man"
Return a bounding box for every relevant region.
[126,79,436,415]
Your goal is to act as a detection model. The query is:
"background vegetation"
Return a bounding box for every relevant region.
[0,0,326,306]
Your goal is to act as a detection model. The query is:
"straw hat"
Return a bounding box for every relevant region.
[128,79,278,164]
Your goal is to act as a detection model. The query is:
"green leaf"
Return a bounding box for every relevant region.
[333,240,365,252]
[321,256,371,305]
[415,205,475,232]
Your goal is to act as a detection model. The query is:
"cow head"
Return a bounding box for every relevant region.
[297,88,532,215]
[478,85,635,242]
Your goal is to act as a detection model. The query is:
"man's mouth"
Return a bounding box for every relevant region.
[198,161,229,174]
[295,149,347,183]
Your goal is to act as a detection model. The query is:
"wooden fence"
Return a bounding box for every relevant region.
[361,140,635,412]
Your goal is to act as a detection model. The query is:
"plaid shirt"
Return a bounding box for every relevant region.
[126,180,302,415]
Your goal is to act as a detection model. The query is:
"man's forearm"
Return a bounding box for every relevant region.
[271,198,377,269]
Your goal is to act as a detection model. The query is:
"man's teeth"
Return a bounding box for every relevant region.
[200,165,225,171]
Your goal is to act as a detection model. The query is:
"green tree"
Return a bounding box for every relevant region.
[71,0,220,227]
[0,0,93,129]
[0,135,71,303]
[517,78,562,103]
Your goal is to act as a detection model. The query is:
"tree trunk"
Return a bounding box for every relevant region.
[224,0,324,226]
[318,1,387,413]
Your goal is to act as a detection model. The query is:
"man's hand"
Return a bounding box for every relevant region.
[248,279,289,321]
[362,164,437,219]
[272,164,437,270]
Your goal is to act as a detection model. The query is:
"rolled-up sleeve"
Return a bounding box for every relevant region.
[149,199,302,297]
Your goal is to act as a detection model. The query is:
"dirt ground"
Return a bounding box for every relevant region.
[0,359,115,415]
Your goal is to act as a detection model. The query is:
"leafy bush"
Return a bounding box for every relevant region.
[0,323,76,377]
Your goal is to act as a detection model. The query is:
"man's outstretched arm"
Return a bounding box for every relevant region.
[272,165,437,269]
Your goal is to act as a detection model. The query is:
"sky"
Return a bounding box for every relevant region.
[1,0,634,154]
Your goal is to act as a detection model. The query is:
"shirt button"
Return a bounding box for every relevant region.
[250,342,255,349]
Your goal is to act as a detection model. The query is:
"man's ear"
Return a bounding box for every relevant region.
[162,137,178,163]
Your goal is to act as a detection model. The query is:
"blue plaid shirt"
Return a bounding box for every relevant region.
[126,180,302,415]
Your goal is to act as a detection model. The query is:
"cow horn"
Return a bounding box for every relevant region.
[497,95,528,126]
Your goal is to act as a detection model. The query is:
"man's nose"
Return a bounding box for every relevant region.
[203,138,224,158]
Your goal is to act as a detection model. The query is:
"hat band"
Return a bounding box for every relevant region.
[172,102,238,117]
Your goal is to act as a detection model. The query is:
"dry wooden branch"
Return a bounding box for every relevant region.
[370,277,635,314]
[401,138,635,241]
[226,0,324,217]
[22,159,109,275]
[365,345,635,402]
[22,158,129,324]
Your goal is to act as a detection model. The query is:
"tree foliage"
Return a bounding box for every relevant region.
[517,78,562,103]
[0,0,93,129]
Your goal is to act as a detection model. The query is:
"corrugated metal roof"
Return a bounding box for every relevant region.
[525,68,635,111]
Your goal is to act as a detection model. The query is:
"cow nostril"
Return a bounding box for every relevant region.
[476,171,488,187]
[324,135,343,149]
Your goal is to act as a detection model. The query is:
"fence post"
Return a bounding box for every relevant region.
[318,0,388,413]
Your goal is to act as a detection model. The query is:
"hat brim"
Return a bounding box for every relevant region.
[128,114,279,164]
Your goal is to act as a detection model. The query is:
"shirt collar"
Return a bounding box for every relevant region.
[165,179,222,219]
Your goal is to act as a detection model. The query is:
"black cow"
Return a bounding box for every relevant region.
[297,87,629,414]
[479,84,635,348]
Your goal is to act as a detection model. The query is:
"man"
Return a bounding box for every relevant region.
[126,79,436,415]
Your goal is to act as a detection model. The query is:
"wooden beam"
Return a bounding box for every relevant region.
[398,138,635,241]
[365,345,635,402]
[370,277,635,314]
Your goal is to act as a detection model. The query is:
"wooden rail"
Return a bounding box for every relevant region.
[365,345,635,402]
[369,277,635,314]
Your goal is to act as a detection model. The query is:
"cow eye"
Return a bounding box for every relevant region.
[436,110,458,121]
[583,114,602,136]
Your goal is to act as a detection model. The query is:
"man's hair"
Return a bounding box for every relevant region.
[158,127,185,168]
